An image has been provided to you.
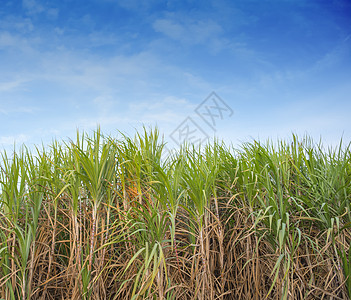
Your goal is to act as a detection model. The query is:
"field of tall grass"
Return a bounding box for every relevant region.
[1,128,350,299]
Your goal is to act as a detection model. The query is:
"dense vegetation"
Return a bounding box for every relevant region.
[0,128,350,299]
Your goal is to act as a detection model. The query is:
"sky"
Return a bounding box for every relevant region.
[0,0,350,153]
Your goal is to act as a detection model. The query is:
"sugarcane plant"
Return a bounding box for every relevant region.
[0,128,350,299]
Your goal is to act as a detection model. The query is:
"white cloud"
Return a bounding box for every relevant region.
[0,31,38,54]
[0,31,19,48]
[153,18,223,46]
[0,79,25,92]
[153,19,184,40]
[88,31,119,47]
[129,96,193,112]
[313,40,351,71]
[22,0,44,15]
[0,104,39,115]
[22,0,59,19]
[47,8,59,20]
[0,16,34,33]
[0,134,29,146]
[115,0,158,11]
[92,94,119,117]
[54,27,64,35]
[0,41,214,143]
[250,35,351,92]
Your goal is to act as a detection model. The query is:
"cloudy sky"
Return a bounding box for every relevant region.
[0,0,350,152]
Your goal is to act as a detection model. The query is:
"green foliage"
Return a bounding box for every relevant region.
[0,129,350,299]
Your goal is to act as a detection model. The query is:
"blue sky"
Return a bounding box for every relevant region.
[0,0,350,152]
